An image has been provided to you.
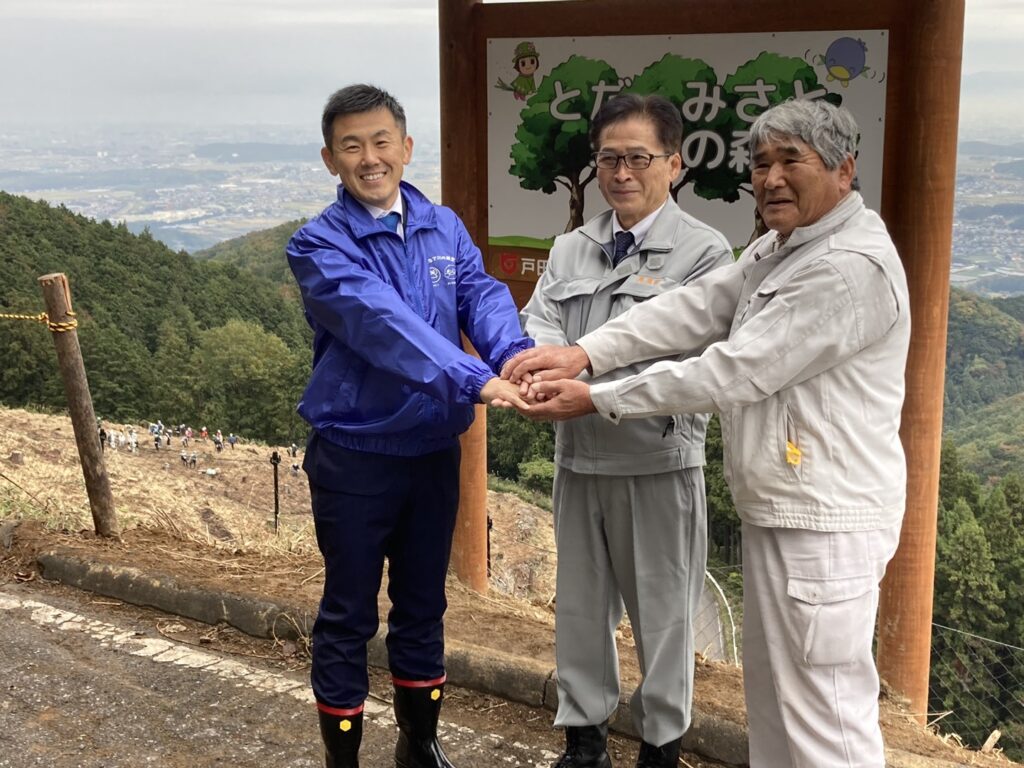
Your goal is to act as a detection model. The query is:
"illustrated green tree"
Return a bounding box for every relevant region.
[509,55,619,233]
[626,54,745,204]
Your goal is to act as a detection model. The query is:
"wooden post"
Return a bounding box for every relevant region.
[38,273,119,538]
[441,0,489,592]
[876,0,965,722]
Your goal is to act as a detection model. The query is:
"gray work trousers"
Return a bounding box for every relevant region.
[552,466,707,747]
[741,521,902,767]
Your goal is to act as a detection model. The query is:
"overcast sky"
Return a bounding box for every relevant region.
[0,0,1020,140]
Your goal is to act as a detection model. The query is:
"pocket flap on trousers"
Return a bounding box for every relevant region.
[787,575,875,605]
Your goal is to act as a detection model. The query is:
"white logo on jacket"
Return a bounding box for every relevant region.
[428,255,457,286]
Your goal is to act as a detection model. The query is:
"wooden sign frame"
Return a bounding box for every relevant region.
[441,0,965,720]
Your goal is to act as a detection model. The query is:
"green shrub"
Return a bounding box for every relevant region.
[517,458,555,494]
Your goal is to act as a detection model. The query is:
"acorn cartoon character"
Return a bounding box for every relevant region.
[816,37,870,88]
[495,41,540,100]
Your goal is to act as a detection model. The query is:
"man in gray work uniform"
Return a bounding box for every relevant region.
[519,94,732,768]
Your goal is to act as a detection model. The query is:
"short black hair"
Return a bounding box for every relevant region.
[589,94,683,155]
[321,84,407,147]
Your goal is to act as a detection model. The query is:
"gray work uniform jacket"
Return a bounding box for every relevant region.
[581,193,911,531]
[522,202,732,476]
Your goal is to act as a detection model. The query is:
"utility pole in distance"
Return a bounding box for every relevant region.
[38,272,119,538]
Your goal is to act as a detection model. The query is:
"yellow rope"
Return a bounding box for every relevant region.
[0,310,78,333]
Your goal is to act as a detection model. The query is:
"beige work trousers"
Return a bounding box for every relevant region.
[741,520,902,768]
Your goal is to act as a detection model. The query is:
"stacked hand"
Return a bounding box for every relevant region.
[477,345,597,421]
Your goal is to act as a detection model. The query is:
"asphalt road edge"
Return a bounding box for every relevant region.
[36,550,976,768]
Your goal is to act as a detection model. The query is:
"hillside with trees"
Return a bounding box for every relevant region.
[192,218,305,289]
[0,192,310,443]
[1,197,1022,759]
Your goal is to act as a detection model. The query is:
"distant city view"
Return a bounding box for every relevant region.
[1,119,1021,294]
[0,121,442,254]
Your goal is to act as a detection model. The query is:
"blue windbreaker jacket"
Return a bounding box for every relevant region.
[287,181,532,456]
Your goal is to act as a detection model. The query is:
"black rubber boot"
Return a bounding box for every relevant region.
[552,723,613,768]
[393,682,456,768]
[635,737,681,768]
[318,708,363,768]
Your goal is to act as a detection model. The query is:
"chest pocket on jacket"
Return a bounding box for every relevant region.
[540,276,604,343]
[734,285,779,332]
[612,274,677,297]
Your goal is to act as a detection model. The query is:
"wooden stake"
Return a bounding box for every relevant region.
[38,273,119,538]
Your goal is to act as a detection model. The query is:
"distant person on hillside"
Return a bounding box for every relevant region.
[189,451,197,469]
[98,425,107,452]
[287,83,532,768]
[228,433,237,449]
[501,100,911,768]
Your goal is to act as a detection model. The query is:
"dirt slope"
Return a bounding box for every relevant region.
[0,407,1017,766]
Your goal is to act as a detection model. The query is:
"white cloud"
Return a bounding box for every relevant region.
[0,0,1019,130]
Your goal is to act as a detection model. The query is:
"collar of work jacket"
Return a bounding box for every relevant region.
[576,199,681,269]
[333,180,437,241]
[745,191,866,294]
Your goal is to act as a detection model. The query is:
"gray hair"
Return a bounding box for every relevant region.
[749,99,858,170]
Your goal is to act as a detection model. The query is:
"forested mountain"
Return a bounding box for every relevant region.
[0,192,310,442]
[193,218,305,288]
[1,193,1022,759]
[943,288,1024,428]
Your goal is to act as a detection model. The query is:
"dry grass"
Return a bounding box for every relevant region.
[0,407,318,560]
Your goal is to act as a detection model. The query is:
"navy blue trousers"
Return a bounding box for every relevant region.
[304,433,461,709]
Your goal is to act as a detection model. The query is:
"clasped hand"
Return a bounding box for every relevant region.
[477,344,596,421]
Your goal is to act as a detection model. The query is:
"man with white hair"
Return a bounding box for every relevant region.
[502,99,911,768]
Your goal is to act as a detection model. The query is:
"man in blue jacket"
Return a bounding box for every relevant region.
[287,83,531,768]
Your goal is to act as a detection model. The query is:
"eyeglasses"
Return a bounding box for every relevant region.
[591,152,674,170]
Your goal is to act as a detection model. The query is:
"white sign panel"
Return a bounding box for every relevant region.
[486,31,888,281]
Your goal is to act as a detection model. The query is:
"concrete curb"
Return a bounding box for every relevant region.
[38,550,962,768]
[38,549,751,764]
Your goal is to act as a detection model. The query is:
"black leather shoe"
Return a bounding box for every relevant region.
[635,737,681,768]
[393,681,456,768]
[318,707,363,768]
[551,723,613,768]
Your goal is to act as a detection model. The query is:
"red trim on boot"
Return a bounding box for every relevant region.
[391,674,446,688]
[316,701,365,717]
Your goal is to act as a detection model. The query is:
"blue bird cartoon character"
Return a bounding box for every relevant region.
[815,37,870,87]
[495,41,540,100]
